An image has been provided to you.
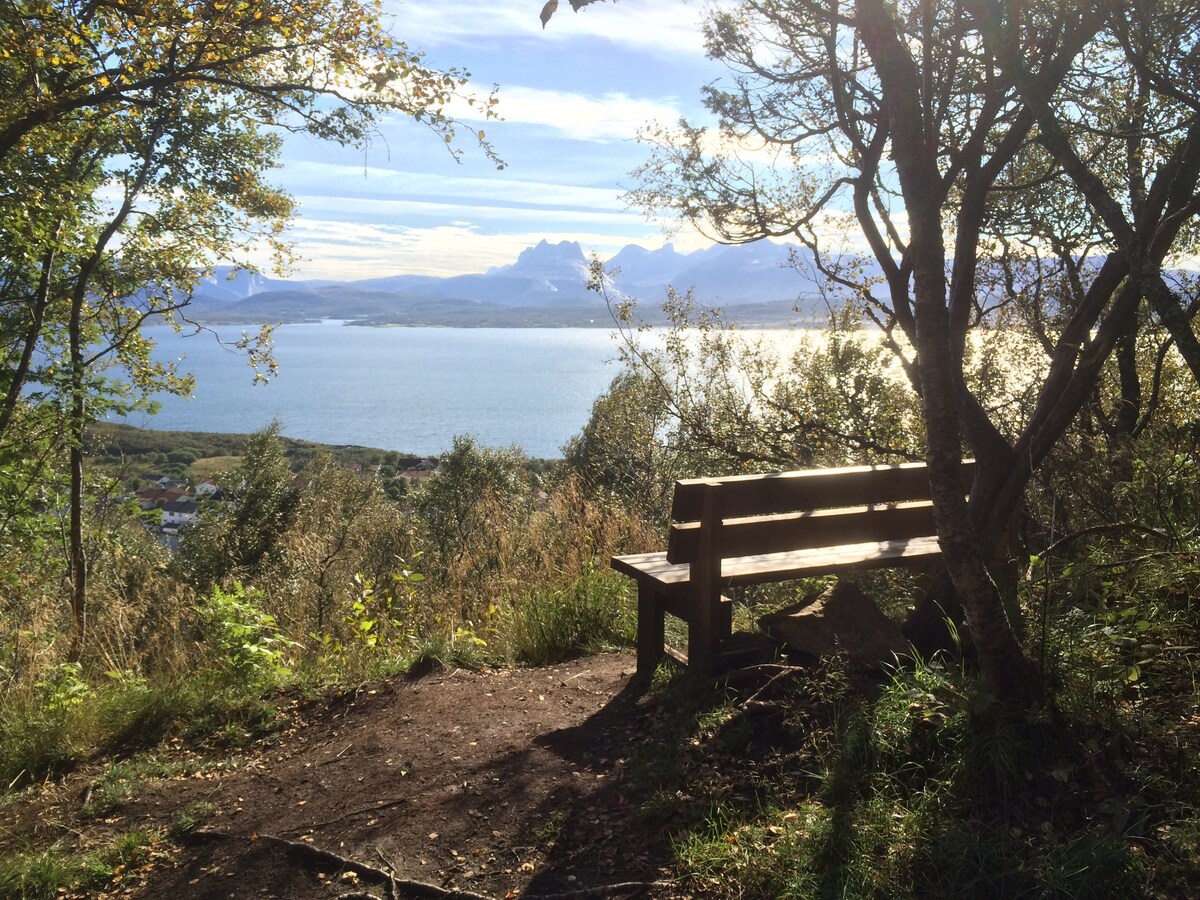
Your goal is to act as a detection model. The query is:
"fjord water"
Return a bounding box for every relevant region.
[121,323,624,458]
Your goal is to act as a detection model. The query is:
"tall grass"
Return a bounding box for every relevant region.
[503,566,635,665]
[407,473,656,637]
[0,666,281,788]
[0,464,656,784]
[0,828,161,900]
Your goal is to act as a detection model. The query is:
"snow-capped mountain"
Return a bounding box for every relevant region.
[187,239,832,324]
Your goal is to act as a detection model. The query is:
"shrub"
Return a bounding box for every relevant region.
[195,583,291,686]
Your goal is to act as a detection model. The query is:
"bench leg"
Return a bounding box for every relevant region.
[690,483,723,675]
[636,582,666,678]
[688,587,720,676]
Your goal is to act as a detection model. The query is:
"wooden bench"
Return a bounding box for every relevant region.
[611,460,974,676]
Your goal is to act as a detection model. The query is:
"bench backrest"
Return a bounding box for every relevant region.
[666,460,975,565]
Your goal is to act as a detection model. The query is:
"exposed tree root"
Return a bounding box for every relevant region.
[188,829,675,899]
[523,881,677,898]
[720,662,807,705]
[190,829,492,900]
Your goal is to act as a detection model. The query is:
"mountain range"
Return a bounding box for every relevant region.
[186,239,834,327]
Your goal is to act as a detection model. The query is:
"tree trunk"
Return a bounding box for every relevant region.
[913,266,1039,703]
[858,0,1041,705]
[0,245,57,442]
[1146,275,1200,386]
[902,448,1025,658]
[67,283,87,661]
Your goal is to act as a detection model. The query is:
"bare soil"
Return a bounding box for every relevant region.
[15,652,700,900]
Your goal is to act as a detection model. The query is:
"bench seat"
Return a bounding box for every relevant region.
[613,535,944,591]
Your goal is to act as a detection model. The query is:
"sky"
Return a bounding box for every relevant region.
[272,1,731,281]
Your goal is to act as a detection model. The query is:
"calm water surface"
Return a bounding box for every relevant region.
[119,323,627,458]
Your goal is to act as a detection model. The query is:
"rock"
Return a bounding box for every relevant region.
[757,581,908,670]
[716,630,783,669]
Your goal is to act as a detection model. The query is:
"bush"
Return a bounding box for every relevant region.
[195,583,292,687]
[408,435,531,587]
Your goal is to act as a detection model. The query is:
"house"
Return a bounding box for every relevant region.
[397,468,433,483]
[160,499,199,531]
[395,457,439,472]
[135,485,189,510]
[194,478,220,498]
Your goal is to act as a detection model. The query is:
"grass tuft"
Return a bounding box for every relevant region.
[0,829,160,900]
[504,567,635,666]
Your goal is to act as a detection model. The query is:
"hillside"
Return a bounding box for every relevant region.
[86,422,414,483]
[7,643,1188,900]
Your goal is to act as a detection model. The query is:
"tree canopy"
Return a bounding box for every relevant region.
[0,0,500,653]
[555,0,1200,704]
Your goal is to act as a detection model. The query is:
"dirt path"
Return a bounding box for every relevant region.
[87,652,686,899]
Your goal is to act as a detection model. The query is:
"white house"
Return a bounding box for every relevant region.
[160,499,199,531]
[194,478,220,498]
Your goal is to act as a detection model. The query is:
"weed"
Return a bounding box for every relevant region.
[652,649,1165,899]
[33,662,90,711]
[79,755,199,820]
[196,583,293,686]
[0,844,86,900]
[0,660,287,789]
[0,695,88,787]
[536,808,569,843]
[402,624,494,678]
[168,800,217,838]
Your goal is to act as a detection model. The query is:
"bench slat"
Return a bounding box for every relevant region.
[669,460,974,522]
[667,499,937,563]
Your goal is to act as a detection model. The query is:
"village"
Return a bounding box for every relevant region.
[130,455,442,542]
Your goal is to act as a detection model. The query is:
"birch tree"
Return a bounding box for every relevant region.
[0,0,499,655]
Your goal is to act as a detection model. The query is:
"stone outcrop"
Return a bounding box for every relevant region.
[758,581,909,670]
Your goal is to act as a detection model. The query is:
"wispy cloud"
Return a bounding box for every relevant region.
[283,160,633,210]
[391,1,723,58]
[272,213,715,280]
[446,84,684,142]
[279,220,596,278]
[296,194,640,227]
[255,2,738,278]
